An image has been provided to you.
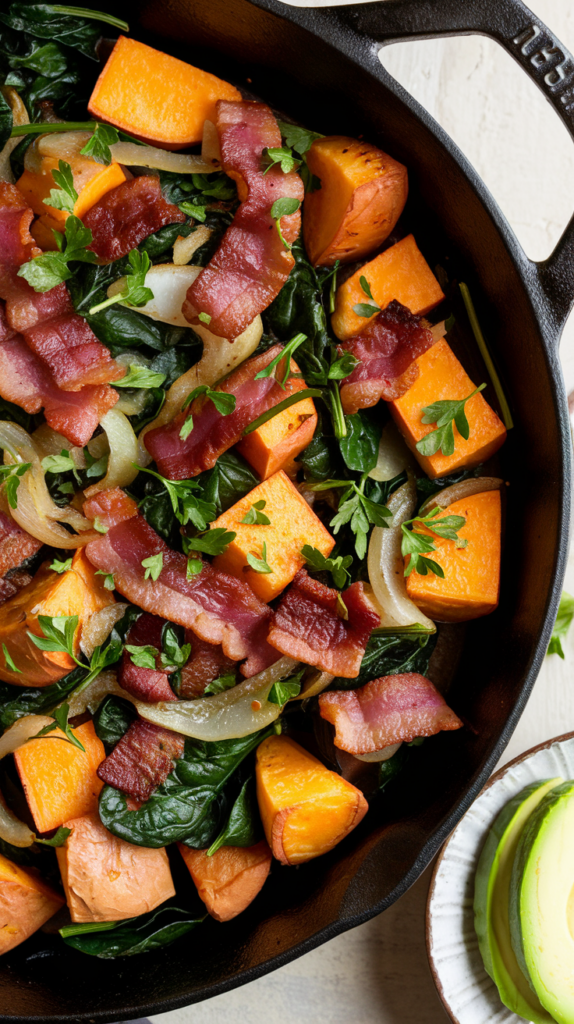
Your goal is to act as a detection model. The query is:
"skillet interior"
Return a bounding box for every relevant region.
[0,1,570,1019]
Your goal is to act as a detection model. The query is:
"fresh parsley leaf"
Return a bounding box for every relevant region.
[328,352,359,380]
[241,499,270,525]
[268,670,305,705]
[254,333,306,389]
[246,542,272,574]
[137,466,216,531]
[321,478,392,560]
[186,557,202,579]
[270,196,301,251]
[80,124,120,165]
[27,615,79,662]
[401,508,467,578]
[301,544,353,589]
[50,557,72,574]
[548,591,574,658]
[179,201,207,222]
[2,643,20,674]
[203,673,237,696]
[416,384,487,457]
[89,250,154,315]
[84,450,108,479]
[198,312,211,325]
[95,570,115,591]
[114,364,166,389]
[179,386,236,441]
[33,703,85,752]
[277,122,323,156]
[43,159,77,214]
[41,449,80,483]
[353,275,381,318]
[262,146,300,175]
[160,627,191,670]
[17,215,95,292]
[141,553,163,581]
[0,462,31,509]
[125,645,159,670]
[186,528,236,557]
[36,826,71,847]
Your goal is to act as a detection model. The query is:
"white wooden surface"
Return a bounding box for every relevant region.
[148,3,574,1021]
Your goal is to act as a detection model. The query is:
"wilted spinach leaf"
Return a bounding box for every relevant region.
[378,743,411,792]
[0,666,85,733]
[0,4,101,60]
[0,89,12,150]
[339,407,382,474]
[196,451,259,517]
[60,906,204,958]
[93,695,136,749]
[330,630,437,691]
[207,775,260,855]
[298,430,342,482]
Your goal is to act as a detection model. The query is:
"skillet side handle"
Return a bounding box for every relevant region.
[330,0,574,341]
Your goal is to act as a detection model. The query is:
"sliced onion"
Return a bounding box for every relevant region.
[173,226,211,265]
[134,656,298,741]
[0,798,36,848]
[65,670,125,717]
[0,87,28,183]
[368,477,436,631]
[109,141,215,174]
[80,604,127,659]
[83,409,140,497]
[369,420,417,482]
[32,423,86,468]
[429,321,446,343]
[26,131,101,193]
[0,421,95,547]
[138,308,263,464]
[354,742,402,763]
[419,477,504,516]
[292,670,334,701]
[201,120,222,169]
[108,264,200,328]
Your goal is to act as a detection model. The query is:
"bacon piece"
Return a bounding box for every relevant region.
[83,487,139,530]
[318,672,463,754]
[0,302,16,342]
[84,175,185,262]
[97,718,185,802]
[145,345,300,480]
[0,509,42,578]
[0,335,118,446]
[179,631,236,698]
[338,301,435,416]
[84,505,276,677]
[0,570,33,606]
[118,613,178,704]
[267,569,380,678]
[184,101,304,339]
[23,313,125,391]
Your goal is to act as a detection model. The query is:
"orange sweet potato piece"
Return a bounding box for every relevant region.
[331,234,445,341]
[73,162,131,220]
[237,371,317,479]
[405,490,501,622]
[0,548,115,686]
[389,338,507,478]
[15,720,105,834]
[256,735,368,865]
[56,812,175,923]
[0,853,64,954]
[178,841,271,922]
[211,470,334,602]
[88,36,242,150]
[303,136,408,267]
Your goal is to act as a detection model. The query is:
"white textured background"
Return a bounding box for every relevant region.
[146,3,574,1021]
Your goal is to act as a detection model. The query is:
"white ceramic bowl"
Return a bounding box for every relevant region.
[426,732,574,1024]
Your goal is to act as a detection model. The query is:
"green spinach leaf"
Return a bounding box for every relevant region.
[195,451,260,517]
[330,631,437,691]
[60,906,204,957]
[206,775,260,855]
[93,695,136,749]
[339,407,382,474]
[0,666,85,733]
[0,4,102,60]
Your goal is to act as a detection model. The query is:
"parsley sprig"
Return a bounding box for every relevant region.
[80,123,120,165]
[311,475,392,559]
[262,146,301,175]
[246,542,272,574]
[18,215,95,292]
[268,669,305,705]
[241,500,270,525]
[161,627,191,670]
[141,553,163,581]
[353,276,381,318]
[50,557,73,574]
[401,508,468,578]
[203,673,236,696]
[184,528,236,558]
[41,449,80,484]
[114,364,167,390]
[32,703,85,752]
[179,385,236,441]
[137,466,216,531]
[415,385,487,457]
[270,197,301,251]
[27,615,123,693]
[43,159,77,214]
[301,545,353,589]
[0,462,31,508]
[276,121,324,191]
[88,250,154,315]
[125,644,159,670]
[254,333,306,389]
[327,352,359,380]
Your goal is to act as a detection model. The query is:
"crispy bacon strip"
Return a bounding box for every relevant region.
[84,175,185,262]
[145,345,300,480]
[0,570,32,606]
[184,101,304,339]
[118,613,178,704]
[179,631,235,698]
[84,495,276,677]
[0,508,42,578]
[318,672,463,754]
[97,718,185,802]
[268,569,380,678]
[338,301,435,416]
[83,487,138,530]
[23,313,125,391]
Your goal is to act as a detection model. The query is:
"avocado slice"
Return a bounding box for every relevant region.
[510,779,574,1024]
[474,777,562,1023]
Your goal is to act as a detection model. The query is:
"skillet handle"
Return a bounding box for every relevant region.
[328,0,574,339]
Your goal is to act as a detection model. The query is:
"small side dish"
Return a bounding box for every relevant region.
[0,4,510,958]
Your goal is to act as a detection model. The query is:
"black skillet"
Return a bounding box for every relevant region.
[2,0,572,1020]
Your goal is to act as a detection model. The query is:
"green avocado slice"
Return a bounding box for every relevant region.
[510,779,574,1024]
[474,777,562,1023]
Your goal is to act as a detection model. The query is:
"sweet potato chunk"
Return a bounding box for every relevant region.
[236,375,317,480]
[15,720,105,834]
[405,490,501,621]
[0,853,63,954]
[256,736,368,865]
[211,470,334,602]
[178,841,271,922]
[331,234,444,341]
[389,338,507,478]
[73,162,131,220]
[56,812,174,923]
[88,36,242,149]
[0,548,115,686]
[303,136,408,266]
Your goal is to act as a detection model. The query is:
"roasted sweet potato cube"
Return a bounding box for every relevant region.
[178,841,271,922]
[331,234,444,341]
[15,720,105,834]
[389,338,507,478]
[236,378,317,481]
[303,136,408,266]
[0,853,64,954]
[56,812,175,923]
[405,490,501,621]
[256,735,368,865]
[211,470,334,601]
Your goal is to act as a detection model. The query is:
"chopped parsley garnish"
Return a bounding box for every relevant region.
[141,553,163,581]
[352,276,381,318]
[254,333,306,389]
[88,250,154,315]
[270,196,301,251]
[179,385,236,441]
[17,215,95,292]
[241,500,270,525]
[301,545,353,589]
[0,462,31,508]
[246,542,272,574]
[401,508,467,578]
[43,159,77,214]
[415,385,487,457]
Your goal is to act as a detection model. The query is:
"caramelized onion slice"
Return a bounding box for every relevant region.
[109,141,215,174]
[369,420,417,482]
[80,605,128,660]
[354,742,402,763]
[83,409,140,497]
[419,477,504,516]
[65,671,125,717]
[173,226,211,265]
[0,87,28,183]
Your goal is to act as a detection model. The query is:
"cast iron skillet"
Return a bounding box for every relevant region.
[2,0,572,1020]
